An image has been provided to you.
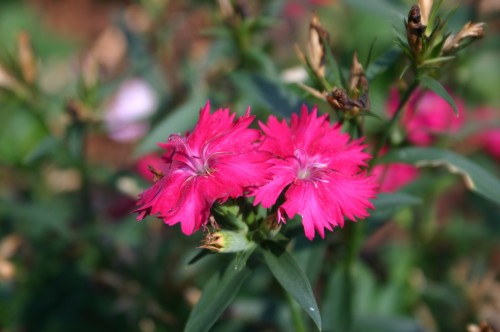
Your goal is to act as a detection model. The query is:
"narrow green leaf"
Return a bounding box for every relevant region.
[368,192,422,222]
[320,35,344,89]
[355,316,425,332]
[420,56,455,67]
[23,136,59,164]
[372,192,422,211]
[187,249,213,265]
[359,110,383,120]
[343,0,406,24]
[399,64,410,80]
[419,76,458,116]
[184,250,254,332]
[231,73,303,117]
[262,241,322,331]
[134,94,206,156]
[364,38,377,69]
[382,147,500,206]
[366,47,403,81]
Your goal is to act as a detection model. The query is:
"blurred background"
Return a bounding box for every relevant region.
[1,0,500,331]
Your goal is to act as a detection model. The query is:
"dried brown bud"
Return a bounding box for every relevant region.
[327,88,367,116]
[88,27,126,75]
[124,5,153,33]
[442,22,485,54]
[66,100,93,123]
[218,0,235,20]
[406,5,427,55]
[349,52,368,96]
[260,213,281,238]
[0,64,19,90]
[0,260,15,281]
[418,0,433,26]
[81,55,99,89]
[0,235,22,259]
[308,14,328,79]
[467,322,495,332]
[17,31,36,84]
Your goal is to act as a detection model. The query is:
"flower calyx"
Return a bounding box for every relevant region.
[200,229,255,253]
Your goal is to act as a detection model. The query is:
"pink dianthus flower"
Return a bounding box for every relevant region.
[252,106,377,240]
[387,88,464,146]
[469,107,500,161]
[134,101,270,235]
[372,163,419,193]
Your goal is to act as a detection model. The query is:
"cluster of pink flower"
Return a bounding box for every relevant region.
[135,102,377,240]
[373,87,500,193]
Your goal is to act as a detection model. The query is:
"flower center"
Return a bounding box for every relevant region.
[190,155,211,175]
[294,149,328,181]
[169,135,214,176]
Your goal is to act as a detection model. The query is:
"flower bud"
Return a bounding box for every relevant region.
[260,213,282,239]
[308,14,328,79]
[0,260,15,281]
[17,31,36,84]
[349,52,368,96]
[0,235,22,259]
[0,64,19,91]
[406,5,426,56]
[326,88,367,116]
[442,22,485,54]
[218,0,234,20]
[418,0,433,26]
[200,230,255,253]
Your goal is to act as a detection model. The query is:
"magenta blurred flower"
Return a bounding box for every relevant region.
[105,78,158,142]
[134,102,270,235]
[372,163,419,193]
[135,153,166,183]
[252,106,377,240]
[471,107,500,160]
[387,88,465,146]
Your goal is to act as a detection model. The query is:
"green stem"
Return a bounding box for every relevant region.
[369,80,419,169]
[70,121,94,224]
[342,222,364,332]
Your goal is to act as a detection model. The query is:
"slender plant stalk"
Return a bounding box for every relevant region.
[369,80,419,169]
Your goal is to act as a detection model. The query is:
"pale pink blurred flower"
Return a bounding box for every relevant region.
[283,0,332,19]
[252,106,377,240]
[387,88,465,146]
[134,101,270,235]
[105,78,158,142]
[372,163,419,193]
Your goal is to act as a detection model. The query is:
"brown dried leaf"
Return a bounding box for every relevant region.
[308,14,328,79]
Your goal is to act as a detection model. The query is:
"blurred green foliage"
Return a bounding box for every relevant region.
[1,0,500,331]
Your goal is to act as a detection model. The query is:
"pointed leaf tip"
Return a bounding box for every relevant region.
[419,75,459,116]
[262,241,322,331]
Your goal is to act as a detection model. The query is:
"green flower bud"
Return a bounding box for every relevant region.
[200,230,255,253]
[260,213,282,239]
